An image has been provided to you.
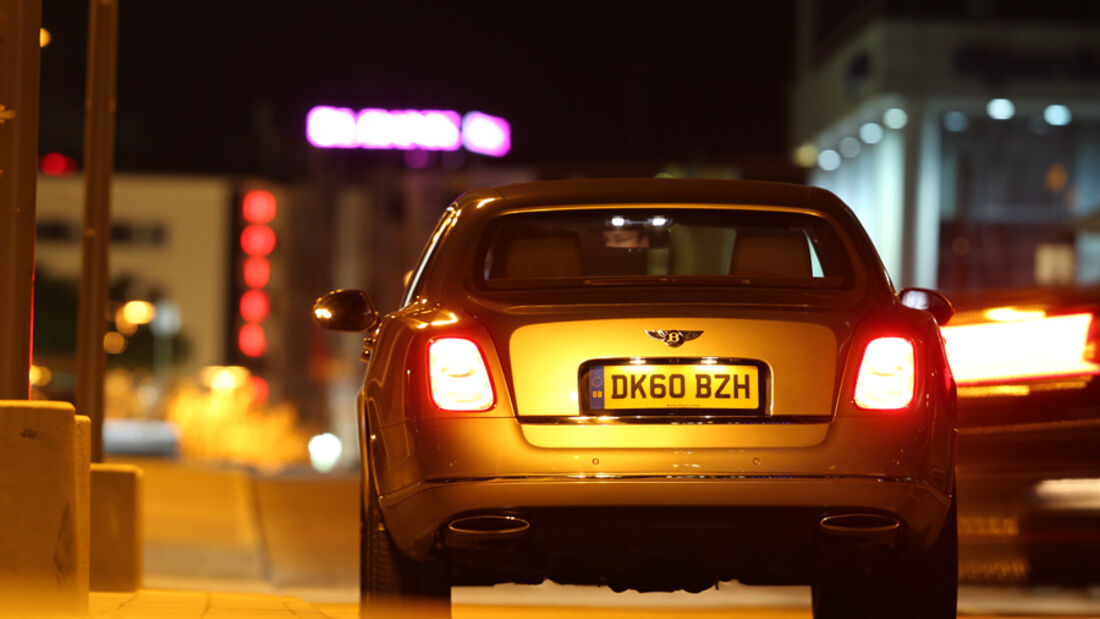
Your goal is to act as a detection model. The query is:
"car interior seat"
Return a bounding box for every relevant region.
[502,232,584,278]
[729,227,812,279]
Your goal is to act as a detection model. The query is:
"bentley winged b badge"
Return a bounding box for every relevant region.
[645,329,703,347]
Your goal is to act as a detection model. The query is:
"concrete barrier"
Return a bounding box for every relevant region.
[0,400,82,614]
[74,415,91,611]
[90,463,142,591]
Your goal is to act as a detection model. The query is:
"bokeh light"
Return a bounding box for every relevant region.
[308,432,343,473]
[987,98,1015,120]
[943,110,968,132]
[241,225,276,256]
[883,108,908,130]
[858,122,883,144]
[103,331,127,354]
[242,190,277,224]
[120,300,156,325]
[793,143,819,167]
[239,323,267,357]
[817,149,841,171]
[1044,104,1072,126]
[240,289,270,323]
[462,111,511,157]
[243,256,271,288]
[839,136,861,158]
[305,106,356,148]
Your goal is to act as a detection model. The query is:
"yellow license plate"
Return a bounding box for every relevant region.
[587,363,760,411]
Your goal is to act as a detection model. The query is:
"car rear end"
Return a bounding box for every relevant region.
[945,286,1100,584]
[367,180,956,590]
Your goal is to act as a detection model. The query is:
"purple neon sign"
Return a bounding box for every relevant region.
[306,106,510,157]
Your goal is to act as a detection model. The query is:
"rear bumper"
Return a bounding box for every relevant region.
[383,473,951,562]
[369,414,956,563]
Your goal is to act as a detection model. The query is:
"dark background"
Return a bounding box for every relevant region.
[38,2,795,174]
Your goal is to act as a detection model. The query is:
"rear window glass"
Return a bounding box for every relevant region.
[478,208,853,289]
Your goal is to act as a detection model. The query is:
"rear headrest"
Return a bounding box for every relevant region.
[503,233,583,278]
[730,227,812,278]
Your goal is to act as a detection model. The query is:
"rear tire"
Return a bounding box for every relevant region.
[360,470,451,618]
[812,496,957,619]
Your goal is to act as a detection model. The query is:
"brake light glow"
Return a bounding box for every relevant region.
[941,313,1098,384]
[854,337,916,410]
[428,338,495,411]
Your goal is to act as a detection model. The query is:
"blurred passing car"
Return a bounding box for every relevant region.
[943,286,1100,583]
[314,179,958,618]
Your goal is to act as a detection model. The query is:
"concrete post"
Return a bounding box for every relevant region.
[90,463,142,591]
[74,415,91,611]
[0,401,82,614]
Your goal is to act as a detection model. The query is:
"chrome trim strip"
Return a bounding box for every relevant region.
[517,415,831,425]
[419,473,922,483]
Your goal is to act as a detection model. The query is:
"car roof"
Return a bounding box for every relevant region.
[452,178,850,222]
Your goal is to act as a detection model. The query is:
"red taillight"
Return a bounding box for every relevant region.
[854,337,916,410]
[428,338,495,411]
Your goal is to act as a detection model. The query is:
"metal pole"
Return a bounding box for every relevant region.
[0,0,42,400]
[75,0,119,462]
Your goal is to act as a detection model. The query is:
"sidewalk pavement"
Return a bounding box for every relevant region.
[89,589,358,619]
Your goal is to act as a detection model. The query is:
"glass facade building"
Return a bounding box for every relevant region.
[791,1,1100,291]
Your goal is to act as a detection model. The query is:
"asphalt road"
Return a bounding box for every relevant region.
[119,456,1100,617]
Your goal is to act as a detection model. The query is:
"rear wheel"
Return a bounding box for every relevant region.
[812,496,957,619]
[360,471,451,618]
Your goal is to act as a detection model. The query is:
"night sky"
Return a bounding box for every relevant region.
[38,2,794,175]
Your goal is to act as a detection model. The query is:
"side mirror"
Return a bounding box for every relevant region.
[899,288,955,325]
[312,289,380,332]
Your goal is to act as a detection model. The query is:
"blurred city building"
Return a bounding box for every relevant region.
[791,0,1100,291]
[36,174,232,378]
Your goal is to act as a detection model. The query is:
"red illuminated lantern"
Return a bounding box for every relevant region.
[249,376,269,406]
[238,323,267,358]
[240,289,270,323]
[243,256,270,288]
[242,190,277,224]
[240,224,276,256]
[236,189,277,365]
[40,152,77,176]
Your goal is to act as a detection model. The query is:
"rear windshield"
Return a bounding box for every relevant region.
[478,208,853,289]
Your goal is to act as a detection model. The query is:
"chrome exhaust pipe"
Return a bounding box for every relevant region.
[819,513,901,544]
[445,515,531,550]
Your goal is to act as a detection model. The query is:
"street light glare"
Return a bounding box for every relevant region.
[103,332,127,354]
[817,149,841,171]
[838,136,861,158]
[120,300,156,325]
[987,98,1015,120]
[858,122,883,145]
[883,108,908,130]
[308,433,343,473]
[793,143,818,168]
[39,28,51,48]
[1044,104,1072,127]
